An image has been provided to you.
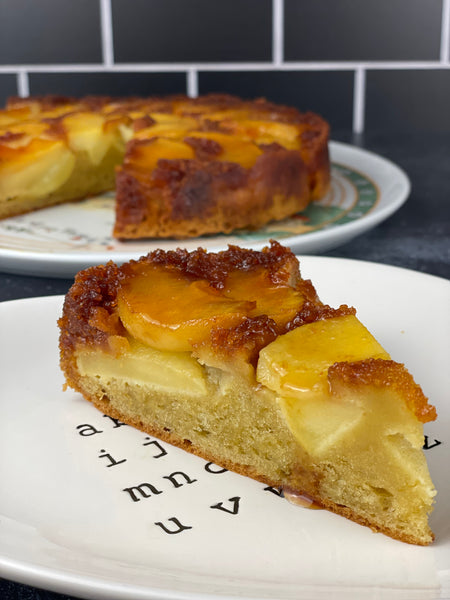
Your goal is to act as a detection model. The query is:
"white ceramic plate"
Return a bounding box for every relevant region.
[0,142,410,278]
[1,257,449,600]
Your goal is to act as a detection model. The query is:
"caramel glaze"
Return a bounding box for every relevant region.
[59,261,123,351]
[59,241,353,386]
[0,131,25,143]
[184,136,224,160]
[121,239,302,289]
[41,116,70,139]
[198,315,280,369]
[7,94,76,110]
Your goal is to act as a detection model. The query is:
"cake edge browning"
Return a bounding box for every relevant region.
[113,147,313,239]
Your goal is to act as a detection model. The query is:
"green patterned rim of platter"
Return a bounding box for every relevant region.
[231,162,379,242]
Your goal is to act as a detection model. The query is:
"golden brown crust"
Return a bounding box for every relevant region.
[113,150,313,239]
[58,261,124,386]
[328,358,437,423]
[194,315,280,369]
[285,301,356,331]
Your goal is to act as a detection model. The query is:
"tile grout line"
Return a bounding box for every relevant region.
[440,0,450,62]
[187,69,198,97]
[271,60,450,71]
[1,61,450,74]
[272,0,284,66]
[16,70,29,97]
[99,0,114,67]
[352,67,366,134]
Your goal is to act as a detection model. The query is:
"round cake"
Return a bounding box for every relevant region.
[0,94,330,239]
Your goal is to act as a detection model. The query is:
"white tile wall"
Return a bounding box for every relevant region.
[0,0,449,133]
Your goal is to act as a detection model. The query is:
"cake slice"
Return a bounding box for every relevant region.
[58,242,436,545]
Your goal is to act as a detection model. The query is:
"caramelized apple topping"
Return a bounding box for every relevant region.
[257,314,390,399]
[117,243,307,352]
[58,261,124,352]
[184,136,224,160]
[132,114,156,132]
[59,240,437,433]
[0,131,25,144]
[117,263,253,352]
[223,267,304,330]
[194,315,279,369]
[328,359,437,423]
[135,241,301,290]
[285,301,356,331]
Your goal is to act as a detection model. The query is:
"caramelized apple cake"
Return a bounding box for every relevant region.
[0,94,330,238]
[58,241,436,545]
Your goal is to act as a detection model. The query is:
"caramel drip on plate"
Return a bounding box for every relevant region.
[283,490,322,510]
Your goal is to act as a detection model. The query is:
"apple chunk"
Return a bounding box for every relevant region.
[117,265,253,351]
[117,261,306,353]
[224,267,304,330]
[256,314,389,397]
[256,314,392,455]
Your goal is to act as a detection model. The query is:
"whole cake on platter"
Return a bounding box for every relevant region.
[0,94,330,239]
[58,241,437,545]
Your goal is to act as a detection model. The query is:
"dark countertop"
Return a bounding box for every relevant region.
[1,132,449,600]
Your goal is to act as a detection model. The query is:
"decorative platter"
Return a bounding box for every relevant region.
[0,142,410,278]
[1,257,449,599]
